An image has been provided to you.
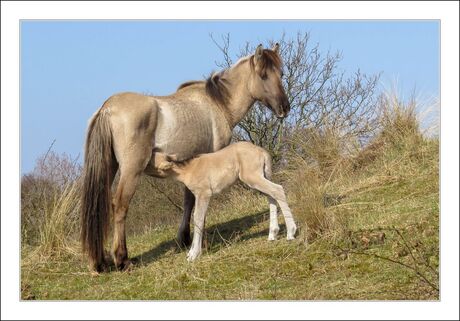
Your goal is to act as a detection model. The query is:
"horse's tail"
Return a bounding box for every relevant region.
[81,107,114,271]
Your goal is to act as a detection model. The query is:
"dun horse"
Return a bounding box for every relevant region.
[152,142,297,262]
[81,44,290,271]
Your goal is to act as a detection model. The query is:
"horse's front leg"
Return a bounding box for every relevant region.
[187,195,210,262]
[177,187,194,248]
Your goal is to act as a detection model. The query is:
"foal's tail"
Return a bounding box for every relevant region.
[81,107,114,271]
[263,150,273,180]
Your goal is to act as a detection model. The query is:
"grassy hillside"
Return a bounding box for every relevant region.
[21,100,439,300]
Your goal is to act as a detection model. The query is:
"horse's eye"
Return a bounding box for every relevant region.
[261,73,268,80]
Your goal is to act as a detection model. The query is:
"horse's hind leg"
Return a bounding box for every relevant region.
[111,159,146,270]
[111,140,152,270]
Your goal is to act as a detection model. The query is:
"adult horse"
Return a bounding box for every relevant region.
[81,44,290,272]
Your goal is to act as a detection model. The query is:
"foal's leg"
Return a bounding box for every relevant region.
[177,187,194,248]
[267,196,280,241]
[244,176,297,240]
[187,195,210,262]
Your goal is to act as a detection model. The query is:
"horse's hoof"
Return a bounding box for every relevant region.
[90,259,108,273]
[116,259,132,271]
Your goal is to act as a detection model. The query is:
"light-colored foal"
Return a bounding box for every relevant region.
[153,141,297,261]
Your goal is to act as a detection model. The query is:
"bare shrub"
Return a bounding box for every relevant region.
[32,150,81,187]
[21,150,82,251]
[212,32,381,164]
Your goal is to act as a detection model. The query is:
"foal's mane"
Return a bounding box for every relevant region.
[176,49,281,107]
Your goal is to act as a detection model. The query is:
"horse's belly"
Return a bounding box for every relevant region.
[153,106,214,160]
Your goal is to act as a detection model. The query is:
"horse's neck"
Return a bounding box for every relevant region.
[221,60,255,128]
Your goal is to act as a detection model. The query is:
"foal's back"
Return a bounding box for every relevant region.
[183,142,270,194]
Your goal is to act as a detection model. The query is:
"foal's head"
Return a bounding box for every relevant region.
[248,44,290,119]
[152,152,178,177]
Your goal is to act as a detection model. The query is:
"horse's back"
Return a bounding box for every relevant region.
[153,97,231,161]
[104,92,158,118]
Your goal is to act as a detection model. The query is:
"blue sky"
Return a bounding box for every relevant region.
[21,20,439,174]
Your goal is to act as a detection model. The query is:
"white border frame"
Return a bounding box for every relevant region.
[2,1,458,320]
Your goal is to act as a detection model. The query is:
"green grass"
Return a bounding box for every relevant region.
[21,98,439,300]
[21,138,439,300]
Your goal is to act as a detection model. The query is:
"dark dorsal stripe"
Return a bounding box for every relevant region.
[177,80,204,91]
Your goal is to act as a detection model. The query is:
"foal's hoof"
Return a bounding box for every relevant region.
[186,249,201,262]
[268,227,280,241]
[177,231,192,249]
[287,225,297,241]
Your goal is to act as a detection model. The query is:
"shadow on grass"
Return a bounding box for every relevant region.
[132,209,269,267]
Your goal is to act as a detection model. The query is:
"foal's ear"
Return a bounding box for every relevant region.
[272,43,280,54]
[166,154,178,162]
[254,44,264,63]
[158,162,173,171]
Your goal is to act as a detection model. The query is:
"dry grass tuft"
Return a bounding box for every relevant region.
[35,181,81,258]
[282,92,436,246]
[379,94,422,147]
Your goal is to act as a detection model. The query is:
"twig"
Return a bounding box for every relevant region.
[42,139,56,164]
[392,227,438,275]
[145,179,184,212]
[337,245,439,292]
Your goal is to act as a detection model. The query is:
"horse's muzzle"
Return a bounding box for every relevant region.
[277,99,290,119]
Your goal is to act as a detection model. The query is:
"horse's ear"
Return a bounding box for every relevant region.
[254,44,264,63]
[272,43,280,54]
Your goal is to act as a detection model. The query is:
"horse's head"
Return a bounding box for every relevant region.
[248,43,290,119]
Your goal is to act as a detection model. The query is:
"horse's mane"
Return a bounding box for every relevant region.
[176,72,230,107]
[249,49,282,76]
[176,49,281,107]
[204,72,230,107]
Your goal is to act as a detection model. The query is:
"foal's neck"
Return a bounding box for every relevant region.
[169,162,191,184]
[220,58,255,128]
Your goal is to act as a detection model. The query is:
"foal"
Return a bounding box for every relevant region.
[153,141,297,262]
